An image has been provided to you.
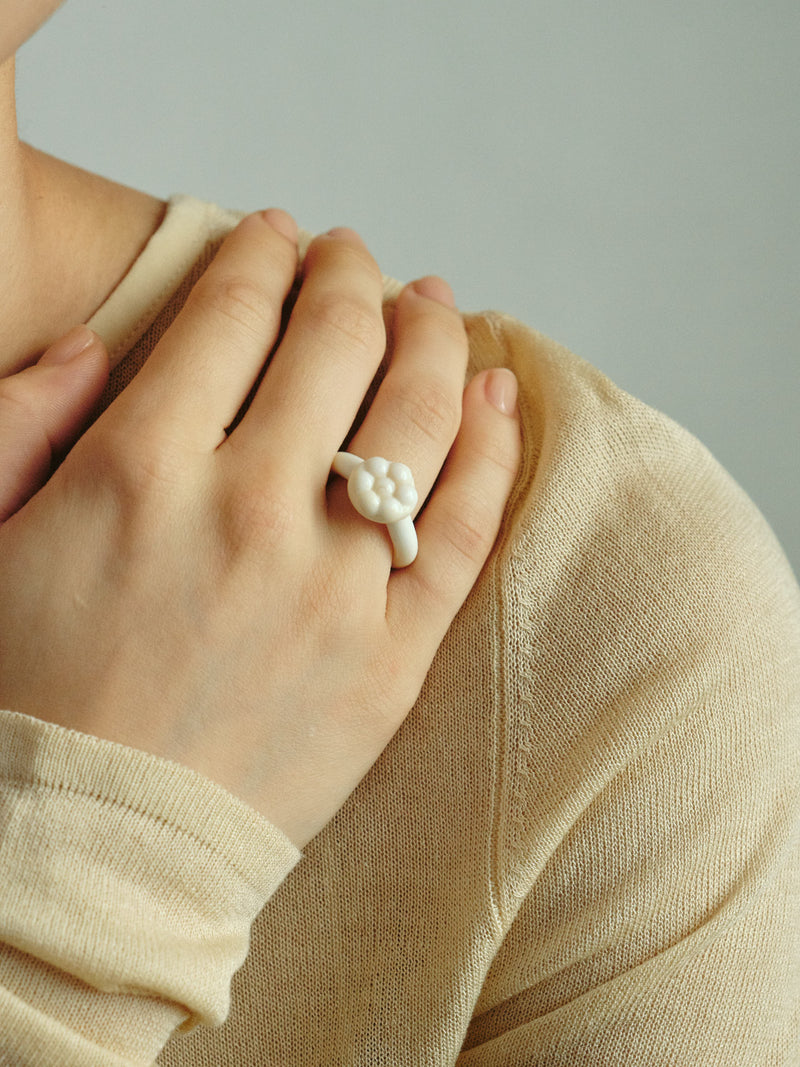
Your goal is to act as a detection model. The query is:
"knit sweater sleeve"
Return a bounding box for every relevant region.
[0,708,302,1066]
[457,314,800,1064]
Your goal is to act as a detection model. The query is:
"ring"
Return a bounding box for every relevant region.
[331,452,419,567]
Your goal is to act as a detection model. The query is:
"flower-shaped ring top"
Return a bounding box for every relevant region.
[331,452,419,567]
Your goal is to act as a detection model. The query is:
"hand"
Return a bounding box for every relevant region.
[0,211,521,848]
[0,326,109,522]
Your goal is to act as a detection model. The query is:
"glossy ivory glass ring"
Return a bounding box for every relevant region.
[331,452,419,567]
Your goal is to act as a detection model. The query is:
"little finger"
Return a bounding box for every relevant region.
[387,367,521,647]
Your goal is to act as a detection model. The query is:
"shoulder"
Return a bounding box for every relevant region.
[461,308,800,894]
[465,308,799,631]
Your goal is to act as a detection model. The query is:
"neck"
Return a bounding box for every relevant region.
[0,57,166,376]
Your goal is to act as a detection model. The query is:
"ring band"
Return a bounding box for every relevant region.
[332,452,419,567]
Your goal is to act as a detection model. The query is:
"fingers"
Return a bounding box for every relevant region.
[324,275,469,570]
[0,326,109,522]
[116,209,299,451]
[343,275,467,510]
[230,228,387,483]
[388,367,521,645]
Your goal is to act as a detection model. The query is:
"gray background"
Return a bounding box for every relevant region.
[16,0,799,575]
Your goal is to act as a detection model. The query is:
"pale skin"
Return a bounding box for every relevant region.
[0,3,522,849]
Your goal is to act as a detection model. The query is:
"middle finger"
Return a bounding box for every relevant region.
[232,228,387,484]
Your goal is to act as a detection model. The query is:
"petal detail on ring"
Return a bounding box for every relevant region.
[364,456,389,477]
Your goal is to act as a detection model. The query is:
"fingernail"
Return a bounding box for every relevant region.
[260,208,298,242]
[485,368,518,416]
[411,276,456,308]
[38,324,96,366]
[325,227,366,246]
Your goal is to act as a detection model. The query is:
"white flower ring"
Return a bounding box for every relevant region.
[331,452,419,567]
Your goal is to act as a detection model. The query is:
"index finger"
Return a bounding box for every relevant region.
[113,210,299,451]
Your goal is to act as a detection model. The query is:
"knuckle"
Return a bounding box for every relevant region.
[194,273,281,340]
[413,299,468,349]
[342,239,383,285]
[442,494,495,565]
[86,420,186,497]
[395,381,460,446]
[308,291,385,358]
[479,424,523,479]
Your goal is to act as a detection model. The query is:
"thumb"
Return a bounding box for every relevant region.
[0,325,109,523]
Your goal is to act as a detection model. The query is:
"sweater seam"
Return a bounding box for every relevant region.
[484,312,536,934]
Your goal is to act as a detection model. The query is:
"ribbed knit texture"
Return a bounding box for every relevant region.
[1,197,798,1065]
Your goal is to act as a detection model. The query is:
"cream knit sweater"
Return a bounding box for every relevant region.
[1,196,798,1066]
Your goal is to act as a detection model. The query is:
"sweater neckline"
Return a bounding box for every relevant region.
[86,195,245,370]
[86,195,404,372]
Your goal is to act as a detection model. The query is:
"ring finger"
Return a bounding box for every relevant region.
[328,275,468,564]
